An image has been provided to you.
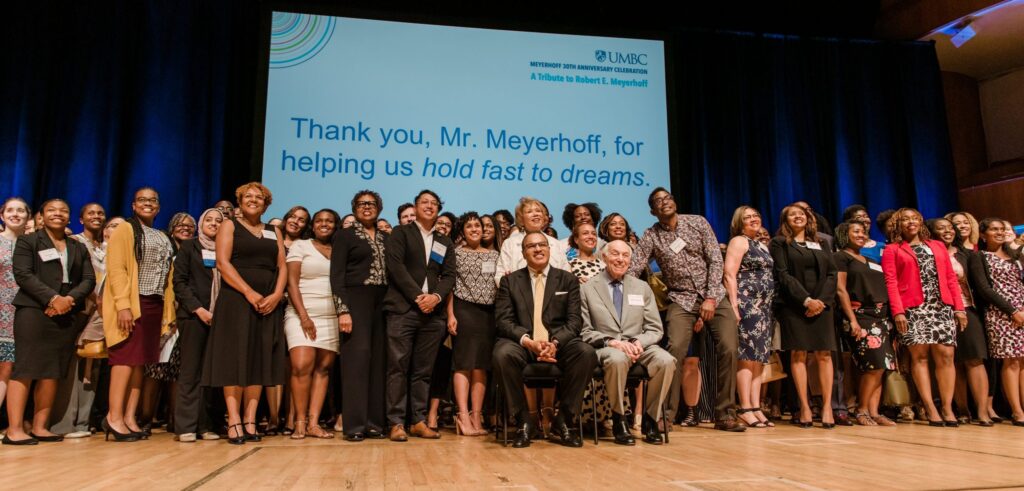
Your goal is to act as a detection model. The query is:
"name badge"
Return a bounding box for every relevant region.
[627,294,644,306]
[39,248,60,262]
[670,237,686,253]
[868,262,883,273]
[201,249,216,268]
[481,260,496,274]
[430,241,447,264]
[261,230,277,240]
[805,242,822,251]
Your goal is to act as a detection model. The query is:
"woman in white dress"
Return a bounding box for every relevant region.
[284,209,341,439]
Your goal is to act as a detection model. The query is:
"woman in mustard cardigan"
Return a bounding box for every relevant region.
[102,187,176,442]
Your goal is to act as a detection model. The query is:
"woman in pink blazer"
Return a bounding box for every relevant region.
[882,208,967,427]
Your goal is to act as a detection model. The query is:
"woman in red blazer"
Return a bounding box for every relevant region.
[882,208,967,427]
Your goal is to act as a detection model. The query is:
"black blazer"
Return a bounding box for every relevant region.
[330,226,389,306]
[967,251,1018,316]
[495,266,581,347]
[769,236,837,308]
[173,238,214,319]
[382,222,456,315]
[12,230,95,312]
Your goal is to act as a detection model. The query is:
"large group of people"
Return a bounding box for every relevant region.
[1,183,1023,449]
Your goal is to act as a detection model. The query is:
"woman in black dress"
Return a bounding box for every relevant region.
[929,218,992,426]
[203,182,288,444]
[330,190,388,442]
[446,212,499,436]
[5,199,94,444]
[769,204,838,428]
[833,220,896,426]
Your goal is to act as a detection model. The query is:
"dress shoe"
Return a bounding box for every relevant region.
[610,413,635,446]
[200,431,220,440]
[641,415,664,445]
[64,430,92,439]
[833,411,853,426]
[409,421,441,439]
[29,433,64,442]
[511,422,532,448]
[2,435,39,445]
[365,428,386,439]
[242,421,262,442]
[549,414,583,447]
[389,424,408,442]
[102,419,140,442]
[176,433,197,443]
[713,417,747,432]
[344,432,365,442]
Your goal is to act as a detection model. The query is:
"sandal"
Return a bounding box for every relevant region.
[753,409,775,427]
[291,420,307,440]
[855,412,877,426]
[738,408,767,428]
[307,422,334,439]
[871,414,896,427]
[681,406,699,427]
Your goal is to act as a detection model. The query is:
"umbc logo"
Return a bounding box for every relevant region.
[595,50,648,66]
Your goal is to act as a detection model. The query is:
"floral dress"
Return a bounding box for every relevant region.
[736,237,774,362]
[902,244,956,346]
[0,235,17,362]
[983,252,1024,358]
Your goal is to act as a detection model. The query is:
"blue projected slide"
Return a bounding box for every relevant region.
[260,12,669,235]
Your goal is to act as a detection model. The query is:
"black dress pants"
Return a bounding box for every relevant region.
[385,309,447,426]
[492,337,598,423]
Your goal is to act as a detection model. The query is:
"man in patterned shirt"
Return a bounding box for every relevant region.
[628,187,744,432]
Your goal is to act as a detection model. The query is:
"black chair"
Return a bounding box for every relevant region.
[494,363,585,446]
[589,363,670,445]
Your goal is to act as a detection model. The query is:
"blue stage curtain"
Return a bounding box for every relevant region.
[670,30,957,240]
[2,5,957,235]
[0,1,257,228]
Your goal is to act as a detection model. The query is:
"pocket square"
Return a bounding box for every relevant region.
[554,291,568,296]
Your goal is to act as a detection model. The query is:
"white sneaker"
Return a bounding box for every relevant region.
[199,432,220,441]
[176,433,197,442]
[64,430,92,439]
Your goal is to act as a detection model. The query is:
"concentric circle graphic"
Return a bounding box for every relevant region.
[269,12,336,69]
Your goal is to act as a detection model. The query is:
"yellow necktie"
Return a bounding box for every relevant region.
[532,272,548,343]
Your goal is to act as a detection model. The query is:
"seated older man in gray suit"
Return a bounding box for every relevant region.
[581,240,675,445]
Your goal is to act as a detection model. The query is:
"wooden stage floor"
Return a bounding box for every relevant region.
[4,421,1024,490]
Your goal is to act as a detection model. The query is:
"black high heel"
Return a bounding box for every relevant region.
[102,418,140,442]
[242,421,262,442]
[227,424,245,445]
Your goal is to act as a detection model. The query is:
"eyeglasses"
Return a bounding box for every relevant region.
[174,224,195,230]
[652,195,674,206]
[355,201,378,209]
[135,197,159,205]
[523,242,549,250]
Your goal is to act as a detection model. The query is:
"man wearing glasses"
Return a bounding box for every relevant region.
[382,190,456,441]
[492,231,597,448]
[628,187,745,432]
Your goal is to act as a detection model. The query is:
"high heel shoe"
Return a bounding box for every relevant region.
[102,418,140,442]
[242,421,262,442]
[469,411,488,435]
[455,412,480,436]
[227,424,245,445]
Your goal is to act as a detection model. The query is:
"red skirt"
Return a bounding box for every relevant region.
[108,295,163,366]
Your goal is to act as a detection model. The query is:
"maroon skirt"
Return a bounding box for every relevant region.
[108,295,163,366]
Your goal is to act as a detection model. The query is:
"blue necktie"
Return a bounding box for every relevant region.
[611,280,623,321]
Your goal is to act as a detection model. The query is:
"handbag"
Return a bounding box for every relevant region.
[761,351,788,383]
[76,311,108,359]
[646,272,670,312]
[882,350,911,407]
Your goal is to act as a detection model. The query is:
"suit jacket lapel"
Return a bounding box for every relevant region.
[516,269,535,325]
[408,225,427,269]
[542,268,557,314]
[594,272,621,328]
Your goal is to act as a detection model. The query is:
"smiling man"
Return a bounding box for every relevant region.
[628,187,744,432]
[382,189,456,442]
[492,231,596,448]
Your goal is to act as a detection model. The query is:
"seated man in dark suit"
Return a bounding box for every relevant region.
[581,240,675,445]
[493,231,598,448]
